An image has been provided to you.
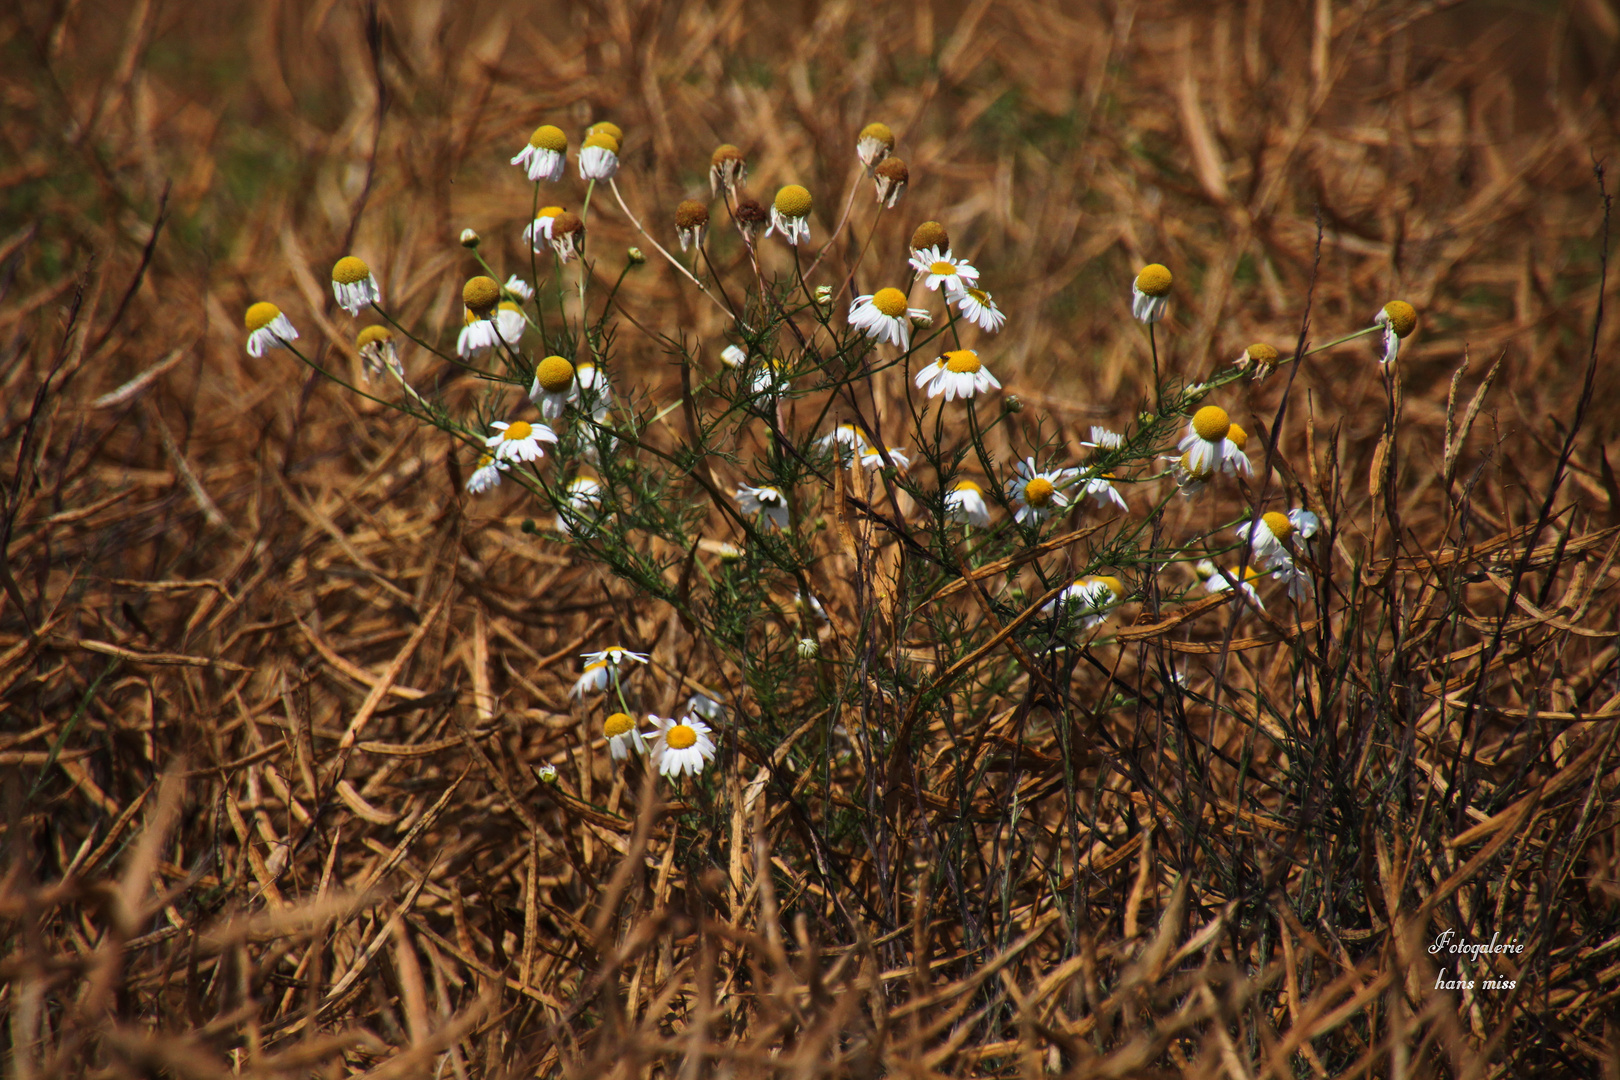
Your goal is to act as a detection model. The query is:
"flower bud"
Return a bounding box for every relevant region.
[1003,395,1024,414]
[459,228,480,248]
[627,247,646,265]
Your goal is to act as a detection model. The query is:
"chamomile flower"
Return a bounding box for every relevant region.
[768,185,813,246]
[512,124,568,182]
[1197,559,1264,609]
[749,357,793,397]
[1375,301,1417,364]
[575,362,613,423]
[945,479,991,526]
[504,274,535,301]
[602,712,646,760]
[914,348,1001,401]
[457,309,501,358]
[1083,426,1124,450]
[720,344,748,369]
[910,247,980,294]
[572,646,648,697]
[1238,343,1280,379]
[910,220,950,254]
[495,301,527,345]
[556,474,603,536]
[856,122,895,169]
[1082,472,1128,511]
[524,206,566,249]
[1272,560,1311,602]
[736,484,789,531]
[796,637,820,658]
[1132,264,1173,323]
[529,354,579,419]
[1046,575,1126,630]
[1178,406,1252,478]
[578,132,620,180]
[859,445,911,471]
[485,419,557,464]
[849,288,927,350]
[951,287,1006,333]
[1244,509,1320,569]
[244,302,298,357]
[465,452,507,495]
[686,694,726,723]
[331,256,381,315]
[355,324,399,381]
[647,714,717,779]
[1006,458,1080,524]
[675,199,709,251]
[873,157,908,207]
[733,198,769,242]
[1167,450,1215,498]
[584,645,649,668]
[463,276,501,317]
[548,211,584,263]
[709,144,746,196]
[817,423,865,465]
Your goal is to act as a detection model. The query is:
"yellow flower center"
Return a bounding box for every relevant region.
[582,132,619,154]
[463,276,501,315]
[502,421,534,441]
[871,287,909,317]
[1383,300,1417,337]
[964,287,989,304]
[588,121,623,142]
[1262,512,1294,540]
[774,184,812,218]
[538,206,564,219]
[528,124,567,151]
[711,143,742,165]
[332,255,371,284]
[911,221,949,251]
[1135,263,1173,297]
[1091,575,1124,598]
[1024,477,1055,507]
[1247,343,1279,364]
[498,301,523,315]
[666,724,698,750]
[604,712,635,738]
[356,325,391,349]
[858,122,895,147]
[1178,451,1213,480]
[943,349,981,374]
[929,261,957,276]
[954,480,982,495]
[1227,424,1248,450]
[675,199,709,228]
[1244,566,1266,584]
[244,301,281,331]
[1191,406,1231,442]
[476,453,495,469]
[534,355,575,393]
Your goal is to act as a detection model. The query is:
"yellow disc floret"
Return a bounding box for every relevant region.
[463,276,501,315]
[875,157,908,183]
[1262,511,1294,540]
[711,143,743,166]
[1091,575,1124,598]
[774,184,812,218]
[1135,263,1173,297]
[603,712,635,738]
[1227,423,1249,450]
[943,349,982,374]
[675,199,709,228]
[911,220,949,251]
[535,355,575,393]
[1024,477,1055,506]
[1383,301,1417,337]
[666,724,698,750]
[954,479,983,495]
[587,121,623,142]
[538,205,564,220]
[1191,405,1231,442]
[859,122,895,148]
[332,255,371,284]
[582,132,619,154]
[870,287,909,317]
[502,420,534,441]
[245,302,281,331]
[528,124,567,151]
[356,325,392,349]
[1247,343,1279,365]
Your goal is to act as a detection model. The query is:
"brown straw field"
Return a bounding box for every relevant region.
[5,0,1620,1075]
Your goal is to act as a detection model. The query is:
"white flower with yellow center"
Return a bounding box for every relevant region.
[1083,472,1128,511]
[355,324,399,382]
[556,474,604,536]
[914,348,1001,401]
[331,256,381,316]
[849,287,927,350]
[528,355,579,420]
[485,419,557,464]
[602,711,647,760]
[504,274,535,302]
[1083,426,1124,450]
[575,362,613,423]
[458,309,500,358]
[768,185,813,246]
[1006,458,1080,524]
[1374,300,1417,364]
[1197,559,1264,609]
[1132,263,1173,323]
[244,302,298,357]
[465,452,507,494]
[946,479,991,527]
[909,247,979,294]
[1243,509,1319,570]
[524,206,566,250]
[818,423,865,465]
[647,713,716,778]
[736,484,789,531]
[749,357,793,397]
[950,286,1005,333]
[1045,575,1125,630]
[1178,406,1251,478]
[1166,450,1214,498]
[571,644,648,698]
[512,124,568,182]
[856,121,895,169]
[579,131,620,180]
[859,445,910,471]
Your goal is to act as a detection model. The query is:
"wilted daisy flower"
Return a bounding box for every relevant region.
[1132,264,1173,323]
[1375,301,1417,364]
[910,248,979,294]
[331,256,380,315]
[817,423,865,465]
[849,288,927,350]
[495,301,527,345]
[602,711,645,760]
[556,473,603,536]
[1006,458,1080,524]
[457,309,500,358]
[946,479,991,526]
[504,274,535,302]
[575,362,613,423]
[1045,575,1125,630]
[587,121,623,141]
[1238,343,1280,379]
[465,452,507,494]
[244,302,298,357]
[675,199,709,251]
[720,344,748,369]
[859,445,910,471]
[769,185,813,246]
[1197,560,1263,609]
[355,325,398,381]
[951,287,1005,333]
[529,354,579,419]
[485,419,557,464]
[736,484,789,530]
[733,198,769,242]
[873,157,908,207]
[709,144,746,196]
[914,348,1001,401]
[687,694,726,723]
[512,124,568,182]
[524,206,566,249]
[578,131,620,180]
[1167,450,1214,498]
[647,713,716,779]
[1082,472,1128,511]
[910,220,950,254]
[1272,560,1311,602]
[856,121,895,169]
[1178,406,1251,478]
[549,211,584,263]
